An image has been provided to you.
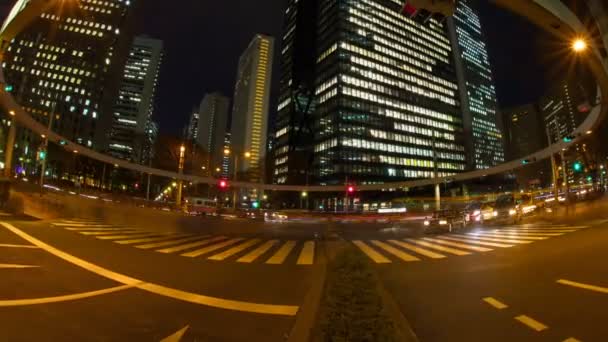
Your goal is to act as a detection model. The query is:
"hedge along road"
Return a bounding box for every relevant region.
[0,0,606,193]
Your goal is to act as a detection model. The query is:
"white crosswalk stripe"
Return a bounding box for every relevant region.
[405,239,471,256]
[456,234,533,244]
[421,237,492,252]
[387,240,446,259]
[156,236,222,254]
[438,236,513,248]
[371,240,419,262]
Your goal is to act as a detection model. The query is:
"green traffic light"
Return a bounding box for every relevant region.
[39,151,46,160]
[563,136,573,143]
[252,201,259,209]
[4,84,13,92]
[573,162,583,172]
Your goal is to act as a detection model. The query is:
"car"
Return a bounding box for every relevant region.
[494,194,522,224]
[463,202,483,224]
[423,210,465,232]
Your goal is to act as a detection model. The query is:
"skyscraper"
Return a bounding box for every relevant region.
[109,36,163,165]
[540,80,590,144]
[2,0,137,168]
[185,107,199,141]
[230,34,274,185]
[197,92,230,172]
[448,0,504,170]
[276,0,466,186]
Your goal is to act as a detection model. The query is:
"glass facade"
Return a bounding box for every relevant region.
[109,36,163,165]
[449,0,504,169]
[312,0,465,185]
[2,0,135,169]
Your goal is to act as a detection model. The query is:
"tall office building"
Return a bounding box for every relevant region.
[197,92,230,172]
[540,80,590,144]
[185,107,199,141]
[448,0,504,170]
[275,0,466,186]
[2,0,136,170]
[109,36,163,164]
[230,34,274,184]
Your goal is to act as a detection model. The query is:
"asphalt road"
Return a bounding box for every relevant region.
[1,199,608,341]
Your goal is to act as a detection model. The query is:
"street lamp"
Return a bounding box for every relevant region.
[572,38,587,52]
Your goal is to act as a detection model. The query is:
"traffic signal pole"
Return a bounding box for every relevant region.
[3,116,15,178]
[39,100,56,188]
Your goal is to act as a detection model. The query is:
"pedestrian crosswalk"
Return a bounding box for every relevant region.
[50,219,317,266]
[353,224,589,264]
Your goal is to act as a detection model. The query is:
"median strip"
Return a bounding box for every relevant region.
[0,222,299,316]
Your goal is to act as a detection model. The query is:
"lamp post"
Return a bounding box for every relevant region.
[225,148,250,209]
[176,145,185,208]
[39,100,57,188]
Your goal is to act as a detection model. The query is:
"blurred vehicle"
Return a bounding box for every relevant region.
[494,194,523,223]
[424,210,465,232]
[463,202,482,223]
[265,211,288,222]
[184,197,217,216]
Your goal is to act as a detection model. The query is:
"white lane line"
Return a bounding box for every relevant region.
[496,229,577,233]
[0,244,39,249]
[501,225,587,230]
[458,234,533,244]
[79,230,138,235]
[482,297,508,309]
[0,263,39,269]
[96,233,162,240]
[136,235,207,249]
[67,227,136,232]
[296,241,315,265]
[470,232,548,240]
[371,240,420,262]
[160,325,190,342]
[405,239,471,256]
[52,223,114,227]
[488,231,564,237]
[557,279,608,294]
[114,234,192,245]
[352,241,391,263]
[387,240,445,259]
[421,237,492,252]
[440,236,513,248]
[515,315,548,332]
[0,284,136,306]
[237,240,278,263]
[0,222,299,316]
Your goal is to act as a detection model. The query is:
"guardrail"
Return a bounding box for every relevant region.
[0,0,606,192]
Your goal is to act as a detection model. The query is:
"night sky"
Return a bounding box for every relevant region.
[0,1,560,136]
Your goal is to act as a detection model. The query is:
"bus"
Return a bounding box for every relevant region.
[184,197,217,216]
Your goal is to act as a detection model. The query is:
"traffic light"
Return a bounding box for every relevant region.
[59,140,67,146]
[251,201,259,209]
[4,84,13,92]
[38,150,46,161]
[586,175,593,183]
[563,135,575,143]
[347,185,355,194]
[218,179,228,190]
[573,161,583,172]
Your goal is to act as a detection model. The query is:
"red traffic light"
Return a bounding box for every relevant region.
[347,186,355,193]
[218,180,228,189]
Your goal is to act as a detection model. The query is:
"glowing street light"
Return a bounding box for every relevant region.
[224,148,231,155]
[244,151,251,159]
[301,191,308,198]
[572,38,587,52]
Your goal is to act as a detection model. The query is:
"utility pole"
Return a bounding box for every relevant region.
[545,126,559,201]
[232,155,238,209]
[39,100,57,188]
[3,114,16,178]
[432,133,440,210]
[176,145,185,208]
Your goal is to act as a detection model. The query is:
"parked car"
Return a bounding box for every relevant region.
[424,210,465,232]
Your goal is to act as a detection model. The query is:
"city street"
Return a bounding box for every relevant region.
[0,199,607,341]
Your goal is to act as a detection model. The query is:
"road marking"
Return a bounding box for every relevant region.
[296,241,315,265]
[208,239,261,261]
[181,238,244,258]
[489,231,564,237]
[157,236,223,254]
[440,236,513,248]
[352,241,391,263]
[52,223,114,227]
[96,233,162,240]
[371,240,419,262]
[421,237,492,252]
[482,297,508,309]
[471,232,547,240]
[67,227,136,232]
[0,263,39,269]
[0,284,135,306]
[79,230,138,235]
[458,234,532,244]
[237,240,278,263]
[387,240,445,259]
[406,239,471,256]
[503,225,587,230]
[0,222,299,316]
[0,243,38,249]
[557,279,608,294]
[497,229,576,233]
[515,315,548,332]
[266,241,297,264]
[114,234,192,245]
[563,338,581,342]
[136,235,207,249]
[161,325,189,342]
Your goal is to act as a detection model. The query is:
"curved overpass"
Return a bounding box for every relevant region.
[0,0,606,192]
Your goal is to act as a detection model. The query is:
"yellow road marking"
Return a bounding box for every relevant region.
[237,240,278,263]
[0,222,299,316]
[0,243,38,249]
[422,237,492,252]
[458,234,532,244]
[371,240,419,262]
[387,240,445,258]
[557,279,608,294]
[0,284,135,306]
[0,263,39,269]
[136,235,206,249]
[158,236,224,254]
[440,236,512,248]
[181,238,244,258]
[161,325,190,342]
[115,234,192,245]
[515,315,548,332]
[208,239,262,261]
[563,338,581,342]
[406,239,471,256]
[352,241,391,263]
[96,233,161,240]
[471,232,547,240]
[296,241,315,265]
[266,241,297,264]
[482,297,508,309]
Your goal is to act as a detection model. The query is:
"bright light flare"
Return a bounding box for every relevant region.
[572,38,587,52]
